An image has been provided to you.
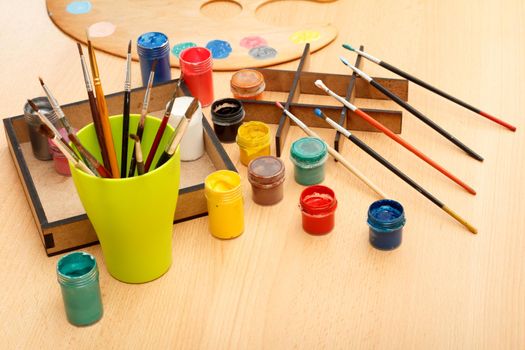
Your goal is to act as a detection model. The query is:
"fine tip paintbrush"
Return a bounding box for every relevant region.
[128,59,157,177]
[86,30,120,178]
[121,40,132,178]
[77,42,112,176]
[155,97,199,169]
[275,101,388,199]
[129,134,144,175]
[314,107,477,234]
[338,56,484,162]
[314,79,477,196]
[342,43,516,132]
[37,124,95,176]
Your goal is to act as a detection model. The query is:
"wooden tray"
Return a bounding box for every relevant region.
[3,80,235,256]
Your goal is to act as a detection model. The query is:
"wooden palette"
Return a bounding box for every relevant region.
[46,0,338,71]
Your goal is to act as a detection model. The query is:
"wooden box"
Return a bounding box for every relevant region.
[3,80,236,256]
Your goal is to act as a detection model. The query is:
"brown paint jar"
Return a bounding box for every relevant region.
[230,69,266,100]
[247,156,285,206]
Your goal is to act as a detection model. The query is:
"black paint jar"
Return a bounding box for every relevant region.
[211,98,245,143]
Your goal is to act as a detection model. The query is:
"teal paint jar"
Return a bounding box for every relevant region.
[290,137,328,185]
[57,252,103,326]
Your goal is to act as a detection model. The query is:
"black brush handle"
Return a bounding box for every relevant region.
[121,91,131,177]
[155,151,171,169]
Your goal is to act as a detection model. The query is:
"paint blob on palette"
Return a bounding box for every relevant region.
[88,21,116,38]
[66,0,91,14]
[171,42,197,57]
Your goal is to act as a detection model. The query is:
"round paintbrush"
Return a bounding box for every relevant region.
[129,134,144,175]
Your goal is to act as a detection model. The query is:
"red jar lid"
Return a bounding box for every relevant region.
[300,185,337,215]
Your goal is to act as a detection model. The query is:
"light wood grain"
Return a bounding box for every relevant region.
[1,0,524,349]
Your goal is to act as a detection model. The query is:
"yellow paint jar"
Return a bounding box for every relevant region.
[204,170,244,239]
[236,121,270,166]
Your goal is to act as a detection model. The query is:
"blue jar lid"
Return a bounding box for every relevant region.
[367,199,406,232]
[290,137,327,165]
[137,32,170,58]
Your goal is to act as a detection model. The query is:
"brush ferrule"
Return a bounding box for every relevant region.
[324,114,351,138]
[347,64,372,82]
[79,56,94,91]
[356,49,381,64]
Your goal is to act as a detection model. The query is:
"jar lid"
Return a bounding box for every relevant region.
[248,156,285,186]
[367,199,406,231]
[211,98,245,125]
[137,32,169,49]
[231,69,265,93]
[204,170,242,203]
[299,185,337,215]
[23,97,59,125]
[236,121,270,148]
[290,137,327,164]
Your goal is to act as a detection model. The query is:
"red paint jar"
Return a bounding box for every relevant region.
[179,47,214,107]
[299,185,337,235]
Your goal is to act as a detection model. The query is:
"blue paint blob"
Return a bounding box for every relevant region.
[171,42,197,58]
[249,46,277,60]
[206,40,232,59]
[66,1,92,15]
[367,199,406,250]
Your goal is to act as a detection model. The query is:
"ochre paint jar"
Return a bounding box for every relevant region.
[205,170,244,239]
[236,121,271,166]
[230,69,266,100]
[290,137,328,185]
[211,98,245,143]
[248,156,285,206]
[300,185,337,235]
[367,199,406,250]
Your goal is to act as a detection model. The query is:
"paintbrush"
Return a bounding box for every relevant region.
[314,108,477,234]
[129,134,144,175]
[86,30,120,178]
[128,59,157,177]
[37,124,95,176]
[77,42,112,176]
[342,44,517,131]
[155,97,199,169]
[314,79,477,195]
[275,101,388,198]
[339,56,483,162]
[121,40,132,178]
[143,89,179,172]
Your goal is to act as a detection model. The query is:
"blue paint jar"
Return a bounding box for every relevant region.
[137,32,171,86]
[57,252,103,326]
[290,137,328,185]
[367,199,406,250]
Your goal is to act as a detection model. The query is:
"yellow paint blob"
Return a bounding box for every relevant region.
[290,30,321,44]
[236,121,271,166]
[204,170,244,239]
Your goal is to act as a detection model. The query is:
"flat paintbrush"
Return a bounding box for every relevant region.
[339,57,483,161]
[121,40,132,178]
[128,59,157,177]
[314,108,477,234]
[77,42,112,175]
[129,134,145,175]
[155,97,199,169]
[86,31,120,178]
[342,44,517,131]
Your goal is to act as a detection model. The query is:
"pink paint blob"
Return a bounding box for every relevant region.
[240,36,268,49]
[88,21,116,38]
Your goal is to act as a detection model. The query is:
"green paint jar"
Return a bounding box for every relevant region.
[57,252,103,326]
[290,137,328,186]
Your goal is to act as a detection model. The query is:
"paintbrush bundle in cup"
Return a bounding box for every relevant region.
[155,97,199,169]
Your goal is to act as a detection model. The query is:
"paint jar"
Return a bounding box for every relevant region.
[248,156,285,206]
[230,69,266,100]
[57,251,103,327]
[367,199,406,250]
[211,98,245,143]
[47,128,73,176]
[290,137,328,185]
[23,97,60,160]
[179,47,214,107]
[204,170,244,239]
[168,96,204,161]
[299,185,338,235]
[137,32,172,86]
[236,121,271,166]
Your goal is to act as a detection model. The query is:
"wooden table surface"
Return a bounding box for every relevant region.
[1,1,524,348]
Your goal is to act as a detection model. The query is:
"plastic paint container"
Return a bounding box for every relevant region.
[299,185,337,235]
[205,170,244,239]
[290,137,328,185]
[179,47,214,107]
[57,251,103,326]
[168,96,204,161]
[236,121,271,166]
[48,128,73,176]
[367,199,406,250]
[248,156,285,205]
[137,32,172,86]
[230,69,266,100]
[23,97,60,160]
[211,98,245,143]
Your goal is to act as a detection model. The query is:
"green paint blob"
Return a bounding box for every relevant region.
[171,42,197,57]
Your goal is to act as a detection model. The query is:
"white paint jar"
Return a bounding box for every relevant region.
[168,96,204,161]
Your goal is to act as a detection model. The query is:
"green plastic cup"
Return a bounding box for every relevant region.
[70,115,180,283]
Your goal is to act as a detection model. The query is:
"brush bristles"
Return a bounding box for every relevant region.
[185,98,199,119]
[151,59,158,73]
[314,108,324,118]
[129,134,140,143]
[27,99,39,112]
[77,42,83,55]
[127,40,132,53]
[339,56,350,66]
[314,80,327,91]
[38,77,44,86]
[342,44,355,52]
[275,101,284,109]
